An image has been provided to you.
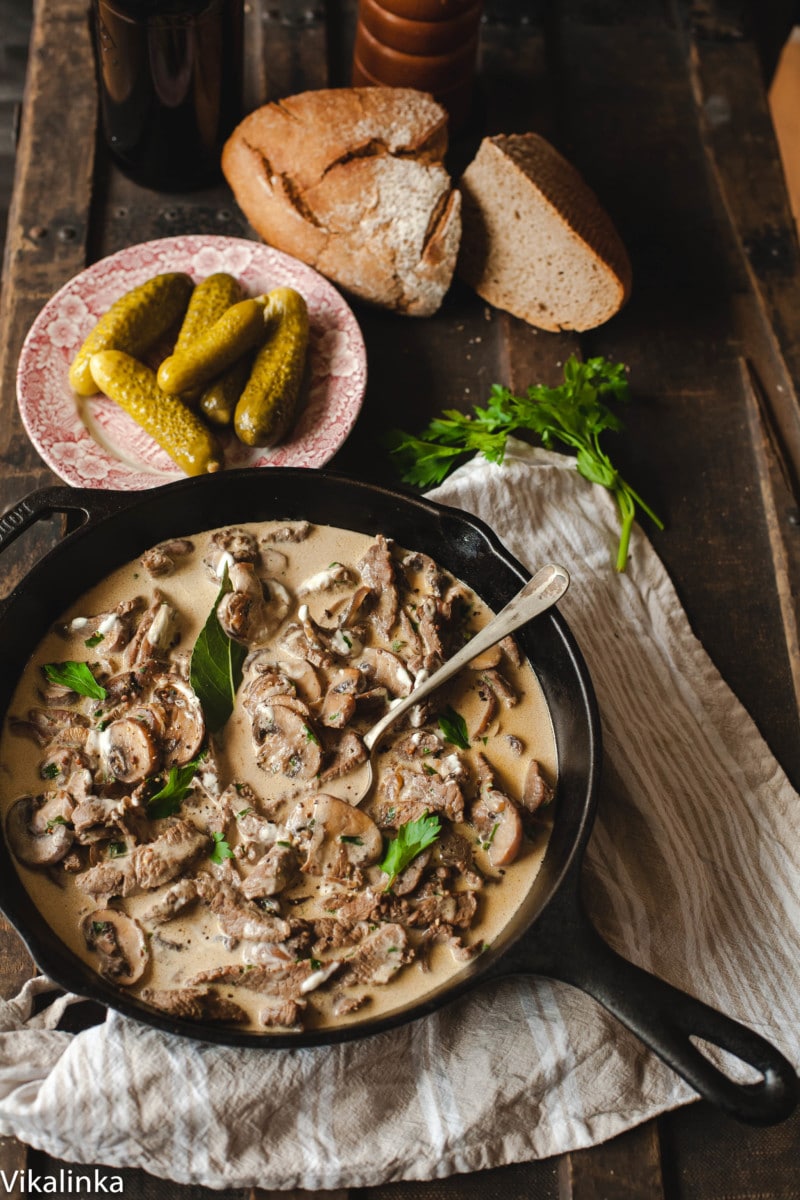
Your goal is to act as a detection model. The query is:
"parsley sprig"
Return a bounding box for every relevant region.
[387,355,663,572]
[380,812,441,891]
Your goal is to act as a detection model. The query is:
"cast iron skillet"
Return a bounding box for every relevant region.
[0,469,796,1126]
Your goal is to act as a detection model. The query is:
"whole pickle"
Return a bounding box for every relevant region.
[156,296,267,396]
[234,287,309,448]
[174,273,243,357]
[199,353,254,427]
[91,350,222,476]
[68,272,193,397]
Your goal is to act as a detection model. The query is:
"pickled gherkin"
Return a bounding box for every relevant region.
[174,273,243,356]
[91,350,222,476]
[156,296,267,396]
[68,273,193,397]
[234,287,309,448]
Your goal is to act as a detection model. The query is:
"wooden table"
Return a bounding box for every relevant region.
[1,0,800,1196]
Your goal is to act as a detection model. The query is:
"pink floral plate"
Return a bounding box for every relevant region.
[17,235,367,490]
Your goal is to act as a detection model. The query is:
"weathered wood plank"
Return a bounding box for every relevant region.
[558,1122,665,1200]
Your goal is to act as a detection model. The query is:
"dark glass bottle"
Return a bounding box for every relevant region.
[92,0,243,192]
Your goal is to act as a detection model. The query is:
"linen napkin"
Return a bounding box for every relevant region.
[0,441,798,1191]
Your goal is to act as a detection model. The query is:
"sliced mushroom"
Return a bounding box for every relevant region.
[286,793,383,876]
[479,668,518,708]
[5,793,74,866]
[123,592,178,667]
[521,759,554,814]
[140,539,194,578]
[217,562,272,644]
[254,706,322,780]
[242,669,297,712]
[151,675,205,767]
[82,908,149,985]
[468,643,503,670]
[277,659,322,704]
[356,647,413,698]
[471,687,498,738]
[320,667,361,728]
[104,717,160,784]
[471,790,523,867]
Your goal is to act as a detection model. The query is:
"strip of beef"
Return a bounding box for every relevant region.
[241,844,297,898]
[372,768,464,828]
[325,887,383,924]
[408,885,478,930]
[357,534,398,637]
[340,923,410,986]
[10,707,89,748]
[140,985,247,1023]
[142,877,199,924]
[260,998,307,1028]
[76,820,209,897]
[188,958,332,999]
[194,876,293,942]
[65,599,142,655]
[521,759,555,815]
[319,729,367,781]
[311,917,369,956]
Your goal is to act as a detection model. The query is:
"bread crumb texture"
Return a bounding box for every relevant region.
[457,133,632,331]
[222,88,461,316]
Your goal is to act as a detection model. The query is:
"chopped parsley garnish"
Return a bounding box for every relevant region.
[84,632,105,648]
[43,660,106,701]
[209,831,234,864]
[309,958,322,971]
[339,835,363,845]
[304,723,320,745]
[380,812,441,891]
[45,815,69,832]
[438,705,470,750]
[235,807,253,819]
[42,763,60,780]
[108,841,127,858]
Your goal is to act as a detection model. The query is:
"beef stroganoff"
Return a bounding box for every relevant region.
[0,522,556,1031]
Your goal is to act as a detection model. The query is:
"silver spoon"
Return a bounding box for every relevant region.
[352,562,570,806]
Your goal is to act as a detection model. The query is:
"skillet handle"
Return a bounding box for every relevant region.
[0,486,130,555]
[508,890,798,1126]
[0,486,132,608]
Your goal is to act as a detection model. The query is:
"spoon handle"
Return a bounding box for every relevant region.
[363,563,570,751]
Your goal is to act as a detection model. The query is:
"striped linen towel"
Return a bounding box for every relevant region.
[0,442,797,1190]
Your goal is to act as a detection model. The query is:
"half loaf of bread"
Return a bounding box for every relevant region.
[458,133,632,331]
[222,87,461,316]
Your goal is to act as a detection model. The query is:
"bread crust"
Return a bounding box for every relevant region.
[222,88,460,316]
[458,133,632,331]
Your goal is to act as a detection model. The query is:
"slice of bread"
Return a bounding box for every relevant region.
[458,133,632,331]
[222,88,461,317]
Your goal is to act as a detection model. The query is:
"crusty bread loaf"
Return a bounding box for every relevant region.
[222,88,461,316]
[458,133,632,331]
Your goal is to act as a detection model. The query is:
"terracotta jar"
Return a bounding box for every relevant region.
[352,0,483,130]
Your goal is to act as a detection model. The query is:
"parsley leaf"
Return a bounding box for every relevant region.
[380,812,441,891]
[43,660,106,701]
[387,355,663,571]
[147,757,204,819]
[190,564,247,731]
[209,831,234,865]
[438,705,470,750]
[84,632,105,648]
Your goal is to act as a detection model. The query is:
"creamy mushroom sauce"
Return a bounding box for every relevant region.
[0,522,556,1032]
